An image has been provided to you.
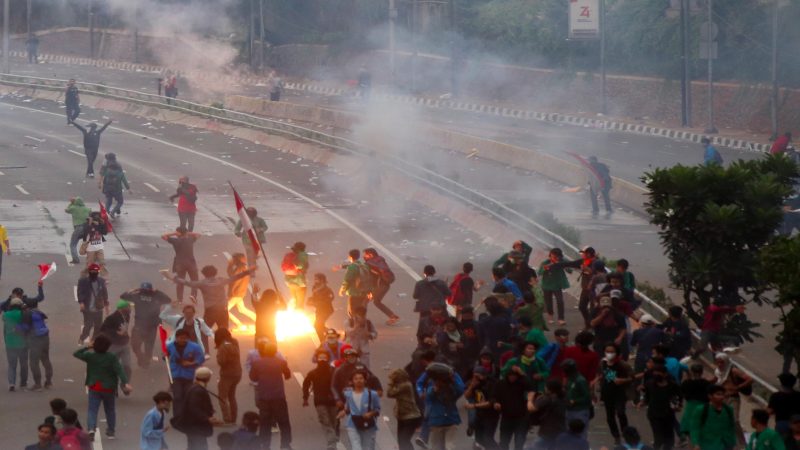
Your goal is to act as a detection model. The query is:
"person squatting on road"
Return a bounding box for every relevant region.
[64,79,80,125]
[73,120,112,178]
[169,176,199,232]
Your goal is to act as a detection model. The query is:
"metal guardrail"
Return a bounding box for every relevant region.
[0,73,778,402]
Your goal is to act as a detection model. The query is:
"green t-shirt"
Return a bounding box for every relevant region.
[747,428,786,450]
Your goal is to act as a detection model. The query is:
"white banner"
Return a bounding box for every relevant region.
[569,0,601,40]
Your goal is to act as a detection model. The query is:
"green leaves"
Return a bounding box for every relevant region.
[644,155,799,344]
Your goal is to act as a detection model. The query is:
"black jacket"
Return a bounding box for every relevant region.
[74,122,110,151]
[77,277,109,311]
[181,384,214,437]
[303,364,337,406]
[1,285,44,311]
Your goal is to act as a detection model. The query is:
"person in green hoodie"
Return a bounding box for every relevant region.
[65,197,91,264]
[4,297,28,391]
[538,248,570,326]
[500,340,549,392]
[690,385,737,450]
[748,409,786,450]
[74,334,132,440]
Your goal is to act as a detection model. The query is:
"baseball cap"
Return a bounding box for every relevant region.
[195,367,213,381]
[640,314,658,325]
[343,348,358,356]
[87,264,101,272]
[140,282,153,291]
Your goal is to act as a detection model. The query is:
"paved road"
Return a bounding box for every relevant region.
[0,93,683,449]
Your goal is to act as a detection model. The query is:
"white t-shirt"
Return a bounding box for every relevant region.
[86,228,104,252]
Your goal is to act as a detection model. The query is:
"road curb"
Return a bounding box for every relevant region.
[15,51,771,154]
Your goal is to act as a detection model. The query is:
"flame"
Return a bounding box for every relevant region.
[275,308,316,342]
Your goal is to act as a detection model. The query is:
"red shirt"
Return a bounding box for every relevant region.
[701,304,735,332]
[562,345,600,382]
[176,184,198,213]
[771,135,791,154]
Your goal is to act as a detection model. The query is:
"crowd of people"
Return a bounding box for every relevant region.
[3,92,799,450]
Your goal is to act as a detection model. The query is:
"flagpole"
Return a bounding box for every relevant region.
[227,182,283,302]
[98,199,132,260]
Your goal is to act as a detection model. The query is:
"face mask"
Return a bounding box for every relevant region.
[605,352,616,362]
[317,360,329,367]
[89,273,99,280]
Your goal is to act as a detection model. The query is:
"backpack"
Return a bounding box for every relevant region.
[103,169,122,191]
[353,262,373,292]
[58,428,90,450]
[447,273,468,306]
[281,252,299,276]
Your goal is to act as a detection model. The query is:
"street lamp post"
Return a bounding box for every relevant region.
[3,0,10,74]
[704,0,717,134]
[389,0,396,86]
[259,0,265,71]
[89,0,95,59]
[26,0,31,39]
[680,0,692,127]
[770,0,779,139]
[600,0,607,115]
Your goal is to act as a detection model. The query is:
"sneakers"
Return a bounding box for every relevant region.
[70,259,80,265]
[106,430,115,440]
[414,437,429,449]
[30,384,43,392]
[88,431,95,442]
[8,386,14,392]
[466,426,474,437]
[44,382,53,389]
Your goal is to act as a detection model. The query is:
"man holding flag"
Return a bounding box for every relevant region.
[234,205,268,269]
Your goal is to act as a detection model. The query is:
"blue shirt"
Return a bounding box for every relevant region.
[140,406,167,450]
[167,341,204,381]
[424,373,466,427]
[343,388,381,429]
[704,145,722,166]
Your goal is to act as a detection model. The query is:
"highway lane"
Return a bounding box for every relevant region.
[0,95,674,449]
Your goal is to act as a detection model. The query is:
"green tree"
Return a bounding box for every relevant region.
[758,235,800,366]
[643,155,798,344]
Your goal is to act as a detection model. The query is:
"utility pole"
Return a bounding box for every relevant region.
[770,0,779,139]
[600,0,607,115]
[89,0,95,59]
[680,0,692,127]
[134,27,139,64]
[259,0,265,71]
[411,0,418,92]
[26,0,31,38]
[704,0,717,134]
[389,0,396,86]
[3,0,9,74]
[449,0,457,96]
[247,0,253,68]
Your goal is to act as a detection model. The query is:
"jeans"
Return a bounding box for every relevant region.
[527,436,558,450]
[66,105,80,124]
[429,425,457,450]
[370,282,397,319]
[314,306,333,341]
[171,378,193,419]
[87,390,116,432]
[315,404,339,450]
[397,417,422,450]
[499,415,529,450]
[649,413,675,450]
[104,191,124,215]
[578,288,592,328]
[696,329,722,357]
[86,149,98,176]
[346,426,376,450]
[179,212,196,232]
[109,343,132,383]
[69,224,85,262]
[79,310,104,342]
[131,323,158,367]
[604,397,629,439]
[288,284,307,309]
[257,398,292,449]
[590,186,612,214]
[565,409,591,440]
[543,290,565,321]
[173,261,199,302]
[28,334,53,386]
[6,346,28,386]
[218,374,241,423]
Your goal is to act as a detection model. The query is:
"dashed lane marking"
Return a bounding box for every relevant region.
[25,135,46,142]
[15,184,29,195]
[0,170,5,175]
[67,149,84,157]
[143,182,160,193]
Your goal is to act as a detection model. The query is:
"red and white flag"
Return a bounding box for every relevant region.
[37,262,57,282]
[232,185,260,254]
[98,201,113,232]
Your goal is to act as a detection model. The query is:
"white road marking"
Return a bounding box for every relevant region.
[143,182,160,193]
[15,184,29,195]
[67,149,84,157]
[0,170,4,175]
[292,371,305,388]
[222,251,232,261]
[64,242,73,266]
[25,135,45,142]
[93,428,104,450]
[73,286,78,302]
